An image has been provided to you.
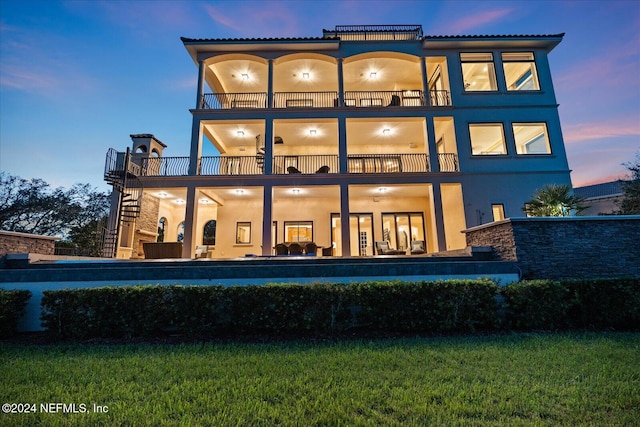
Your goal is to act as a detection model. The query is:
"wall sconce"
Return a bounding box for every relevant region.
[408,143,417,148]
[241,73,249,80]
[302,72,310,79]
[382,128,390,135]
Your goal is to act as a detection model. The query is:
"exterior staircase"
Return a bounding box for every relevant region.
[102,148,144,258]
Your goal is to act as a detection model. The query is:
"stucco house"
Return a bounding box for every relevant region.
[103,24,571,259]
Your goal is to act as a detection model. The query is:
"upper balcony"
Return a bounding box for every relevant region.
[199,89,451,110]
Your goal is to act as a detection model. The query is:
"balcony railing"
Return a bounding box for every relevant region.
[273,155,339,174]
[134,153,458,177]
[273,92,339,108]
[201,92,268,109]
[141,157,190,176]
[199,90,450,110]
[438,153,460,172]
[347,154,430,173]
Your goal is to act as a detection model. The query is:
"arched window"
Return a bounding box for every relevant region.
[203,220,216,245]
[157,217,166,242]
[177,221,185,242]
[134,145,148,154]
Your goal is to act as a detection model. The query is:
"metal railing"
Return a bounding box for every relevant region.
[200,156,264,176]
[273,91,339,108]
[199,90,451,110]
[201,92,267,109]
[429,90,452,106]
[273,155,339,174]
[140,157,190,176]
[347,154,430,173]
[323,25,423,40]
[438,153,460,172]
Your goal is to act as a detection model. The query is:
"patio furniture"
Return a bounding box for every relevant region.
[287,166,301,174]
[143,242,183,259]
[388,94,401,106]
[322,246,333,256]
[275,243,289,255]
[410,240,426,255]
[316,165,330,173]
[304,242,318,256]
[288,242,304,255]
[375,241,405,255]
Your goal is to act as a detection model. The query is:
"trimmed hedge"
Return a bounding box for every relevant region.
[38,277,640,340]
[40,279,499,339]
[502,278,640,331]
[0,289,32,337]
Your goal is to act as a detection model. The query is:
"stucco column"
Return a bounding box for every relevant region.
[337,58,344,106]
[431,183,447,252]
[339,183,351,256]
[182,186,199,258]
[264,117,273,175]
[338,116,348,173]
[426,116,439,173]
[196,59,205,109]
[267,59,274,109]
[261,184,273,255]
[420,57,429,106]
[188,117,202,175]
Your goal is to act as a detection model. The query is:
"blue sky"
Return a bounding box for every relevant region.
[1,0,638,192]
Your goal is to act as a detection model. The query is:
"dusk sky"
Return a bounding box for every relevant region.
[1,0,638,193]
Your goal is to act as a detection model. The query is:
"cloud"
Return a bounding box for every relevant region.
[446,9,513,34]
[203,4,246,33]
[563,118,640,144]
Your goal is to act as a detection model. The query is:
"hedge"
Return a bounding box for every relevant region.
[0,289,32,337]
[37,277,640,340]
[40,279,499,339]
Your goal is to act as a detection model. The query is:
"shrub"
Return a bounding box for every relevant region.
[0,289,32,337]
[501,280,569,330]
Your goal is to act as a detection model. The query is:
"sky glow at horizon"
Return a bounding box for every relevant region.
[1,0,638,192]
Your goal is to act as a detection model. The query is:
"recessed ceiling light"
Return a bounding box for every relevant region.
[235,189,245,195]
[199,198,213,204]
[309,129,317,136]
[241,73,249,80]
[378,187,388,193]
[382,128,390,135]
[155,191,169,198]
[302,72,310,79]
[173,199,186,204]
[292,188,301,194]
[370,72,377,79]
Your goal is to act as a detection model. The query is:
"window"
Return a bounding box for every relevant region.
[491,204,505,221]
[502,52,540,91]
[235,222,251,244]
[382,213,425,252]
[157,217,166,242]
[461,53,497,91]
[177,221,184,243]
[203,220,216,245]
[513,123,551,154]
[469,124,507,155]
[284,221,313,242]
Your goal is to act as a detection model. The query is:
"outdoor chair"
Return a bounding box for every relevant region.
[375,241,405,255]
[288,242,304,255]
[287,166,301,174]
[410,240,426,255]
[304,242,318,256]
[274,243,289,255]
[316,165,330,173]
[388,94,401,106]
[322,246,333,256]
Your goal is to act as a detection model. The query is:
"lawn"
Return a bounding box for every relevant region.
[1,333,638,426]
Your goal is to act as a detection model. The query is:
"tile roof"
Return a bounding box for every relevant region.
[181,36,338,43]
[573,180,627,199]
[423,33,565,39]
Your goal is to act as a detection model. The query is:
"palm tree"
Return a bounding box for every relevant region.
[522,184,586,217]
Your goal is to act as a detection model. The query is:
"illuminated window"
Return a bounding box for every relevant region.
[502,52,540,91]
[491,204,505,221]
[203,220,216,245]
[461,53,497,91]
[177,221,184,242]
[284,221,313,242]
[513,123,551,154]
[236,222,251,244]
[469,124,507,155]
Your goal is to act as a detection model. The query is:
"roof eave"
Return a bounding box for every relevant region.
[422,34,565,52]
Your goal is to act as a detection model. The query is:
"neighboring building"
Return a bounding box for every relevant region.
[574,180,626,215]
[103,24,572,259]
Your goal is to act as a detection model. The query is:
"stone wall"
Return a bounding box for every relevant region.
[0,231,60,257]
[464,216,640,279]
[132,194,160,258]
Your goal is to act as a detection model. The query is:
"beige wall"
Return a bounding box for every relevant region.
[215,194,264,258]
[441,183,467,250]
[272,194,340,246]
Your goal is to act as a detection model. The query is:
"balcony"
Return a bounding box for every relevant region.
[134,154,458,177]
[199,89,451,110]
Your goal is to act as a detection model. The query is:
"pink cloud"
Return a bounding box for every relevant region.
[446,9,513,34]
[563,118,640,144]
[203,5,246,33]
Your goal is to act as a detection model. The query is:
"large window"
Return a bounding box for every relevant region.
[284,221,313,242]
[469,124,507,155]
[235,222,251,244]
[461,53,497,91]
[382,213,425,252]
[513,123,551,154]
[203,220,216,245]
[502,52,540,91]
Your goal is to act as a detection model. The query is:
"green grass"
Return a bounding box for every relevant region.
[1,333,639,426]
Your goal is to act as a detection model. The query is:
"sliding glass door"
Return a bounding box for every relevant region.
[331,213,374,256]
[381,213,425,252]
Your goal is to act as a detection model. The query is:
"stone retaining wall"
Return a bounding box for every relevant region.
[0,231,60,258]
[464,216,640,279]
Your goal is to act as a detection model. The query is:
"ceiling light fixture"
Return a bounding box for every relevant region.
[302,72,310,79]
[241,73,249,80]
[235,189,245,195]
[370,72,377,79]
[382,128,390,135]
[309,129,317,136]
[174,199,186,204]
[237,130,245,137]
[199,198,213,204]
[292,188,301,194]
[378,187,388,193]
